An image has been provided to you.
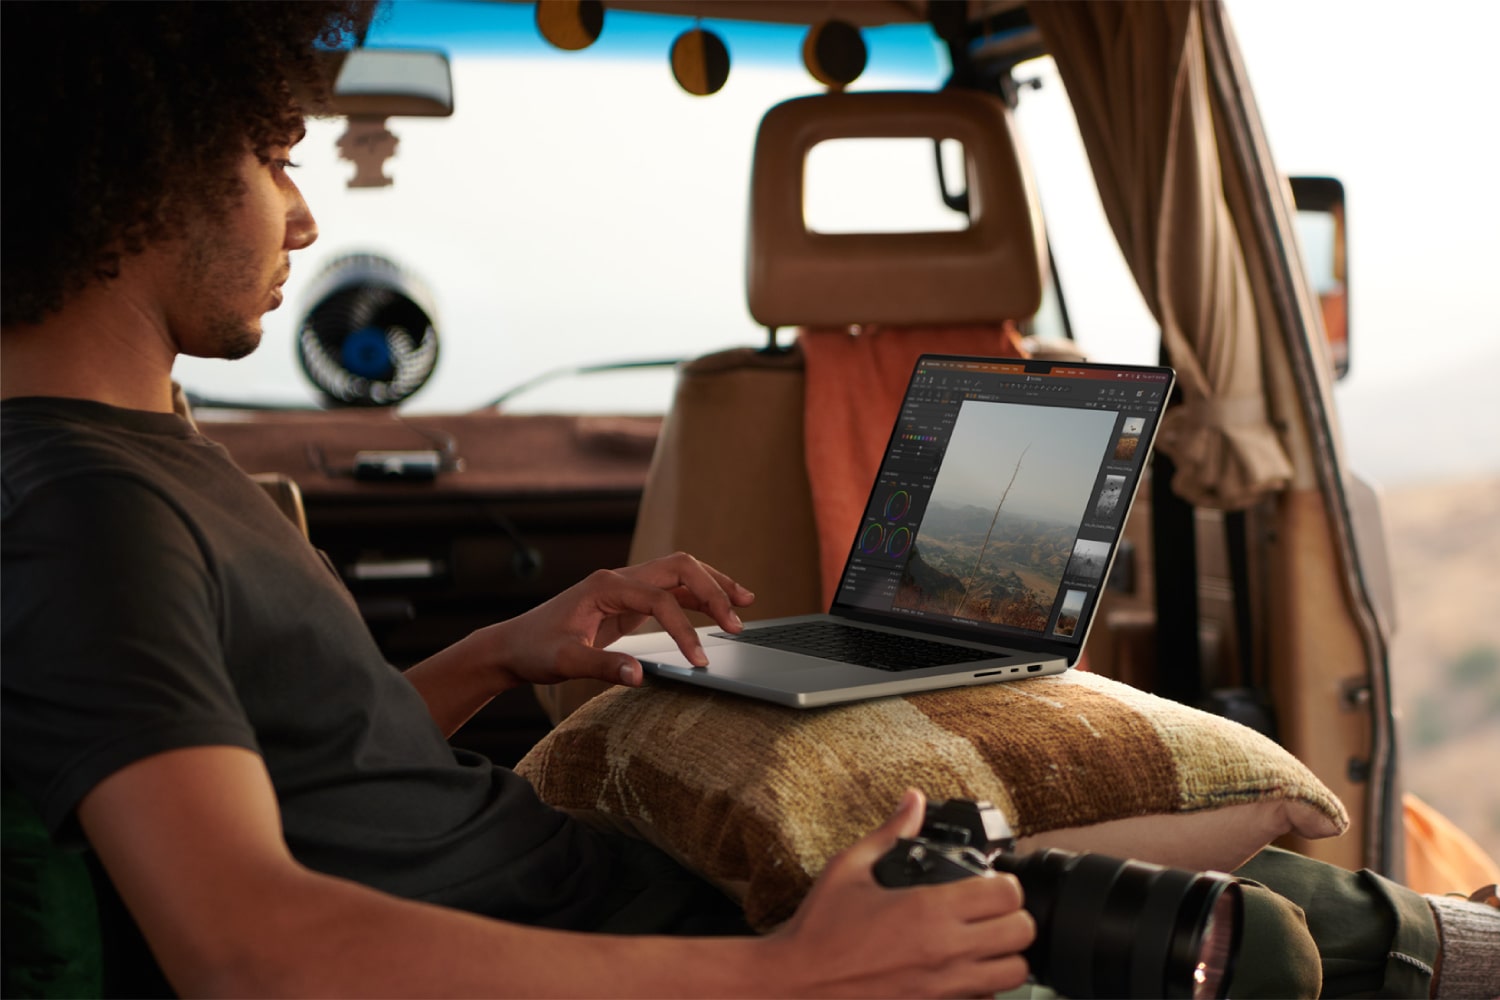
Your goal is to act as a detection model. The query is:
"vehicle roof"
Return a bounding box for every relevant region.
[585,1,1017,28]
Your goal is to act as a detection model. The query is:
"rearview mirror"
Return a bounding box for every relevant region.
[1289,176,1348,379]
[320,48,454,118]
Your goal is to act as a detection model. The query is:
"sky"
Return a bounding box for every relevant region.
[928,400,1119,521]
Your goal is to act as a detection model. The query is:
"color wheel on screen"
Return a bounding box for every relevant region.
[886,525,911,557]
[884,490,911,521]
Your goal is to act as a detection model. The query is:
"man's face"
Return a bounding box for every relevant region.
[166,142,318,361]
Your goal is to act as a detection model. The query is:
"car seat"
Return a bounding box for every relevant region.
[536,88,1058,723]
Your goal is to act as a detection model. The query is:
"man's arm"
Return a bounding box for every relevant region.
[80,747,1033,998]
[403,552,754,736]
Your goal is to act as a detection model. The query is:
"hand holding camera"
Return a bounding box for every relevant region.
[874,798,1242,999]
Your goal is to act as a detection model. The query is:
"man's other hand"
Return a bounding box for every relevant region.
[760,788,1035,998]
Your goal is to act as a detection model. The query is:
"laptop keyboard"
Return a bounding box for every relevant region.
[711,622,995,672]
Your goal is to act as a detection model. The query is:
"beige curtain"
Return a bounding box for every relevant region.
[1029,0,1292,508]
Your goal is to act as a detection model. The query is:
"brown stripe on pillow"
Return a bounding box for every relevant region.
[905,679,1180,834]
[1067,670,1342,819]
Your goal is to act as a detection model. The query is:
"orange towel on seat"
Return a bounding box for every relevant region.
[799,323,1027,609]
[1403,792,1500,896]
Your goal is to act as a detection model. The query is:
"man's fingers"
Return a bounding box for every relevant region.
[963,898,1035,954]
[941,868,1027,923]
[674,555,754,608]
[827,790,926,878]
[883,787,927,842]
[593,571,709,666]
[624,553,751,633]
[941,953,1032,999]
[701,562,755,608]
[551,644,644,687]
[929,909,1034,997]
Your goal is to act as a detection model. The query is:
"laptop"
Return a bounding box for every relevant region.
[617,354,1176,708]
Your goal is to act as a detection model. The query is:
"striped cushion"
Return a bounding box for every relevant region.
[516,670,1347,930]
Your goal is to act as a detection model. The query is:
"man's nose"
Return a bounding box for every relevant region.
[286,185,318,251]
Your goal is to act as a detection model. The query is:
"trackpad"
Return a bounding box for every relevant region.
[641,645,813,678]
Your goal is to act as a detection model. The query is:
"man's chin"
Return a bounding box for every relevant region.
[220,337,261,361]
[184,323,263,362]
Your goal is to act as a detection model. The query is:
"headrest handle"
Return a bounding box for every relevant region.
[747,90,1045,330]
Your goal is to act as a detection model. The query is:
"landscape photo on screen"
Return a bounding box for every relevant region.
[893,399,1118,632]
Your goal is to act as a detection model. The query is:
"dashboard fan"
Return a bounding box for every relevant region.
[296,254,440,406]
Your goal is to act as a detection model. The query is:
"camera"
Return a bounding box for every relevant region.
[873,798,1242,999]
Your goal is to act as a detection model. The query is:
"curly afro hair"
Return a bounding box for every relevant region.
[1,1,380,326]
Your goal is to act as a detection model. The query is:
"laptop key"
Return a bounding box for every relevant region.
[711,622,993,671]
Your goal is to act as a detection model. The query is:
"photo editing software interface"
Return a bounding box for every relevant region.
[835,358,1171,647]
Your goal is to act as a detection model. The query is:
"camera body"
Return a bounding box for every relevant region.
[874,798,1241,1000]
[872,796,1020,887]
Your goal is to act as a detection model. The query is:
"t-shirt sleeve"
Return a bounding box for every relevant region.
[1,473,259,838]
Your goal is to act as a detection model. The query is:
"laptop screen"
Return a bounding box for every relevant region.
[831,355,1175,658]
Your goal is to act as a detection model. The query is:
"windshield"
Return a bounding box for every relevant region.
[171,2,947,413]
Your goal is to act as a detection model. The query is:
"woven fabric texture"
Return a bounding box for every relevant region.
[516,670,1347,930]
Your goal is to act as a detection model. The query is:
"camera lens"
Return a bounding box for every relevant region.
[994,848,1242,999]
[1187,884,1240,999]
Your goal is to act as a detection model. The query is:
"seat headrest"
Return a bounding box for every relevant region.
[747,90,1045,330]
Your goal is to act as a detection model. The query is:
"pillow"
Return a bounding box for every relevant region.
[515,670,1347,931]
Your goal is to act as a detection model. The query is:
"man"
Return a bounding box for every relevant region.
[4,4,1494,999]
[1,4,1034,996]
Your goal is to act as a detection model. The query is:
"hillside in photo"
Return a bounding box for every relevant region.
[893,501,1074,632]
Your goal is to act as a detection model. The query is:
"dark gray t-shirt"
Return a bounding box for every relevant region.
[1,398,620,925]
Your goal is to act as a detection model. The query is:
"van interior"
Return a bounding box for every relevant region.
[193,0,1400,871]
[9,1,1499,994]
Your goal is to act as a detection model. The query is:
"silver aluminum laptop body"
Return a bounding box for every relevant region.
[626,355,1176,708]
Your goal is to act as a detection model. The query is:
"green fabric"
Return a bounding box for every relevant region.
[1232,847,1438,999]
[1,782,102,999]
[1229,877,1324,998]
[1360,869,1440,999]
[1005,849,1440,999]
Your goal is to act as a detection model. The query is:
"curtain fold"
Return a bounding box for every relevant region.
[1029,0,1293,508]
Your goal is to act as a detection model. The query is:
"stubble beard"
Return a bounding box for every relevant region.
[178,234,274,362]
[206,317,263,361]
